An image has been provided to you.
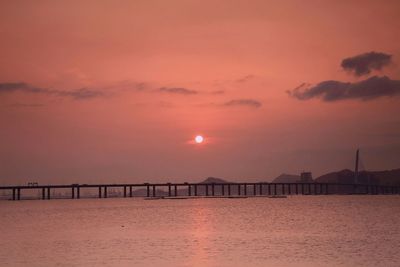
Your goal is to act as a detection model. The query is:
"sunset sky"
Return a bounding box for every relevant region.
[1,0,400,185]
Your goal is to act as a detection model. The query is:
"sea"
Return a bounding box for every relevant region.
[1,196,399,267]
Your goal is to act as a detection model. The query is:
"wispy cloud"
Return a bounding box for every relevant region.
[158,87,198,95]
[0,82,29,92]
[341,51,392,76]
[288,76,400,102]
[222,99,262,108]
[0,82,105,100]
[209,90,225,95]
[236,75,255,83]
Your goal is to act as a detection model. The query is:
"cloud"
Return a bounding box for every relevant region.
[56,88,105,99]
[236,75,255,83]
[158,87,198,95]
[288,76,400,102]
[341,51,392,76]
[223,99,262,108]
[209,90,225,95]
[0,82,105,100]
[0,82,30,92]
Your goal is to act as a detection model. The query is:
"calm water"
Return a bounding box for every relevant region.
[0,196,399,267]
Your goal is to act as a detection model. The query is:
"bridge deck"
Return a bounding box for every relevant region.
[0,182,398,200]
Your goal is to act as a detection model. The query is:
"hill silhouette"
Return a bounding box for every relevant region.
[272,174,301,183]
[200,177,230,184]
[127,169,399,197]
[315,168,400,186]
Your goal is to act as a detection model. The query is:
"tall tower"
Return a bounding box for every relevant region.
[354,149,359,184]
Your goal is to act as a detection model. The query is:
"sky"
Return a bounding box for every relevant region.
[1,0,400,185]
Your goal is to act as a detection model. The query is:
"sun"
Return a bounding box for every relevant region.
[195,135,204,144]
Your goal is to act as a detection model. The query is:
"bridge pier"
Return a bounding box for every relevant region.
[3,182,396,201]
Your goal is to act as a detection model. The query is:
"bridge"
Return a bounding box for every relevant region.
[1,182,399,201]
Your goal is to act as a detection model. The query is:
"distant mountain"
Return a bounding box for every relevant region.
[371,169,400,185]
[315,169,355,184]
[315,168,400,186]
[272,174,301,183]
[200,177,230,184]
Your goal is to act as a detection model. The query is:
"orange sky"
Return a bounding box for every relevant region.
[1,0,400,185]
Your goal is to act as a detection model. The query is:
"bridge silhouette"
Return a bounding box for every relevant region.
[2,150,398,201]
[1,181,399,201]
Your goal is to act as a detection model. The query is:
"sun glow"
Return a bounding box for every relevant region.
[195,135,204,144]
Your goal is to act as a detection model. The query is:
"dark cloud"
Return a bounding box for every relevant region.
[0,82,30,92]
[56,88,105,99]
[158,87,198,95]
[223,99,262,108]
[341,52,392,76]
[0,82,105,100]
[288,76,400,102]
